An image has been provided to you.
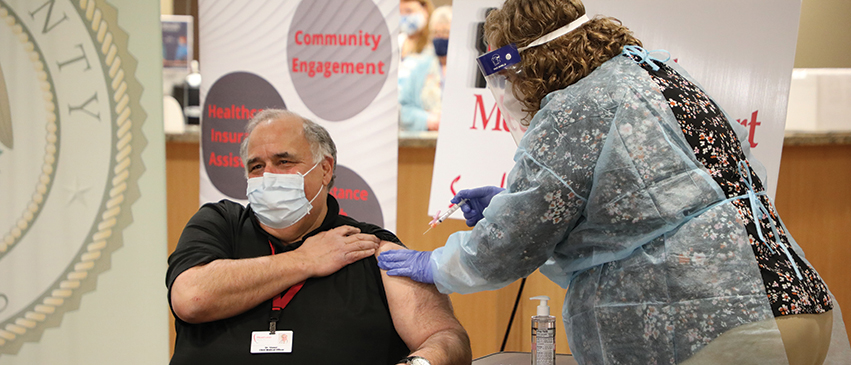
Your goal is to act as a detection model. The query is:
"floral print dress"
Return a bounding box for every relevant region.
[430,53,836,364]
[633,55,832,319]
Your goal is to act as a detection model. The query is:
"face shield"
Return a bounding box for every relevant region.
[476,15,591,146]
[476,44,528,146]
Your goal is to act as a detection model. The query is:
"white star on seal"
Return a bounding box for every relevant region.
[66,177,92,206]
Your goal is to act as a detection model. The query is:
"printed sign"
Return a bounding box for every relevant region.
[429,0,800,217]
[199,0,398,230]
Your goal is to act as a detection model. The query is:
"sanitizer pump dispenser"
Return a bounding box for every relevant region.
[530,295,555,365]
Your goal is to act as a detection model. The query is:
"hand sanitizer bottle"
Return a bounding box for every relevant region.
[530,295,555,365]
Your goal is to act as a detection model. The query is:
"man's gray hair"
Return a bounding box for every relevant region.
[239,109,337,187]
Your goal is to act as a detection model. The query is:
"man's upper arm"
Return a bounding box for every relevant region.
[167,202,235,309]
[377,242,466,352]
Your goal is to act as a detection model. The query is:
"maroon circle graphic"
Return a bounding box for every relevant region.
[202,72,286,199]
[287,0,392,121]
[331,165,384,227]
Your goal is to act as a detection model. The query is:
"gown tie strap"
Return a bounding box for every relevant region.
[622,45,671,71]
[736,160,803,280]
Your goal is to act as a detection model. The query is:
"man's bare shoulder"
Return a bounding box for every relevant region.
[377,240,405,255]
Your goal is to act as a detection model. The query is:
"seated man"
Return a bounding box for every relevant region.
[166,109,471,365]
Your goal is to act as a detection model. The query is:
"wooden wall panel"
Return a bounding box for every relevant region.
[165,141,200,357]
[774,144,851,331]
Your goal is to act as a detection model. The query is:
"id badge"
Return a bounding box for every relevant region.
[250,330,293,353]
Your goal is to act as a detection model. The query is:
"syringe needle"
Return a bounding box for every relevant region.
[422,199,468,235]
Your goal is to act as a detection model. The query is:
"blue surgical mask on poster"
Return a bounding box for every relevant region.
[432,38,449,56]
[246,162,323,229]
[400,13,426,36]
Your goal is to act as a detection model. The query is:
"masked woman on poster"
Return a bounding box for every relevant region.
[378,0,851,363]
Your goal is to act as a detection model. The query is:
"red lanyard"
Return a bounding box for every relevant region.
[272,282,304,311]
[268,240,305,333]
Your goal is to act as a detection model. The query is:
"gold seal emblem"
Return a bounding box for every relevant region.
[0,0,145,354]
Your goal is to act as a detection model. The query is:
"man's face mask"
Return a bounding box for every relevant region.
[246,162,323,229]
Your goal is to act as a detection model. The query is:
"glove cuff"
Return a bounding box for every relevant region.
[430,247,454,294]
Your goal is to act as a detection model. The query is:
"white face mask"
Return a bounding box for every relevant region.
[246,162,323,229]
[400,13,426,36]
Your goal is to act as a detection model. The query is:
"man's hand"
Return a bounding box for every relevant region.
[171,226,379,323]
[297,225,380,277]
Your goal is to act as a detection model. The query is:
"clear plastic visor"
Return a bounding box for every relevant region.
[476,44,527,145]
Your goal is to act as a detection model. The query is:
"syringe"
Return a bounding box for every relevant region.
[423,199,468,235]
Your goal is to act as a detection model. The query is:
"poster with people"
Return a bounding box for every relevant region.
[161,15,193,70]
[199,0,399,230]
[429,0,801,217]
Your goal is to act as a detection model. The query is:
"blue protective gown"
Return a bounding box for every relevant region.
[430,55,850,363]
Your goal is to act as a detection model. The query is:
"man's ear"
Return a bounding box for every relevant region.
[321,155,334,186]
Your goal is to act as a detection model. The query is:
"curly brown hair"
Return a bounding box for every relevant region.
[484,0,642,125]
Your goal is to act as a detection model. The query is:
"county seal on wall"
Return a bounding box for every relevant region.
[0,0,145,355]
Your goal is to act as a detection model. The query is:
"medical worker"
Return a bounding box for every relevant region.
[378,0,851,364]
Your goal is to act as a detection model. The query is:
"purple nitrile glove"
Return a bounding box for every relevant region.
[377,249,434,284]
[450,186,505,227]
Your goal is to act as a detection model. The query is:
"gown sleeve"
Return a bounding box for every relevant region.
[429,85,617,294]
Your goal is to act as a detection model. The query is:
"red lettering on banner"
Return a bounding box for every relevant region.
[207,151,244,168]
[449,173,509,196]
[736,110,761,148]
[450,175,462,196]
[471,94,509,132]
[289,29,386,79]
[210,128,248,144]
[293,30,382,51]
[207,104,259,120]
[291,58,385,78]
[329,187,370,201]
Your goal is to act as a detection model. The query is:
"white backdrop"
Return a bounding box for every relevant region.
[430,0,800,216]
[199,0,399,231]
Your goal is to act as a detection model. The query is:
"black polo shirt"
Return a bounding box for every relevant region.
[166,196,409,364]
